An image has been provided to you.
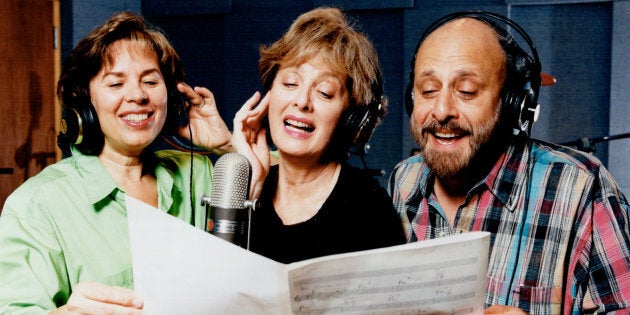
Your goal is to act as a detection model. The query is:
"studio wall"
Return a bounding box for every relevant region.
[60,0,630,192]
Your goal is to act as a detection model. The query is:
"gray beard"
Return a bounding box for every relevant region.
[413,108,502,180]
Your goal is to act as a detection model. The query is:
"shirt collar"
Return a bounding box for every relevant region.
[71,146,118,205]
[400,154,433,206]
[71,147,180,209]
[153,151,179,212]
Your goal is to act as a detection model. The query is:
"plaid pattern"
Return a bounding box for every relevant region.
[388,138,630,314]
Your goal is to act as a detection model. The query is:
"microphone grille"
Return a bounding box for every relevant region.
[210,152,251,209]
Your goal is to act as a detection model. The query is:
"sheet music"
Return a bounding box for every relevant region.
[287,232,488,314]
[126,196,489,314]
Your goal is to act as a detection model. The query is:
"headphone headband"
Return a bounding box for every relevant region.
[416,11,540,66]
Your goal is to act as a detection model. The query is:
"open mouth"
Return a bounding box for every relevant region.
[432,130,466,145]
[122,112,152,123]
[284,119,314,134]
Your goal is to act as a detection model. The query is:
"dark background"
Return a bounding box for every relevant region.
[60,0,630,193]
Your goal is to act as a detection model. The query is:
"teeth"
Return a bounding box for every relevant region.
[435,131,457,138]
[123,113,149,123]
[285,119,314,132]
[286,119,311,128]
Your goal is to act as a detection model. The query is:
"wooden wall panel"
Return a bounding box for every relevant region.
[0,0,58,209]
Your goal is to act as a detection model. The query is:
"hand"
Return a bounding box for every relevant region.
[232,91,271,200]
[484,305,528,314]
[176,82,233,155]
[50,282,143,315]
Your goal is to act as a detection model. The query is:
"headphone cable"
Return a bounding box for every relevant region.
[177,98,195,225]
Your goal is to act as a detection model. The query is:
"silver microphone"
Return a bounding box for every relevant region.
[200,152,257,249]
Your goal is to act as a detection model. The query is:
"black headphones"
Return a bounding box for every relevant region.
[340,69,385,155]
[57,88,185,156]
[57,102,103,156]
[405,11,542,137]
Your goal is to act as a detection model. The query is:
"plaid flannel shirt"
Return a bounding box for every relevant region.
[388,138,630,314]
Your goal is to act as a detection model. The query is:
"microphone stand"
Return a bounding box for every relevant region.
[349,143,385,177]
[559,132,630,153]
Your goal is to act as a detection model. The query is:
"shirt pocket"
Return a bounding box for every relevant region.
[486,275,562,314]
[517,285,562,314]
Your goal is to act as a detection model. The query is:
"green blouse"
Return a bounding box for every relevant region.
[0,148,212,314]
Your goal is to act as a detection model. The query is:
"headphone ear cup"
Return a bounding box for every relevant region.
[405,81,414,117]
[58,108,82,148]
[57,105,102,155]
[514,85,539,135]
[501,88,520,135]
[342,101,382,153]
[342,105,368,147]
[502,52,540,136]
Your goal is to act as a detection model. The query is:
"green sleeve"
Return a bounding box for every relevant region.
[0,193,69,314]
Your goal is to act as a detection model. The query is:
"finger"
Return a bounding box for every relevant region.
[82,283,143,308]
[66,283,143,315]
[238,92,262,114]
[187,86,212,109]
[234,92,262,126]
[257,91,271,113]
[245,93,270,124]
[176,82,194,95]
[484,305,527,314]
[70,301,144,315]
[194,86,216,104]
[176,82,202,107]
[245,92,269,118]
[176,83,208,108]
[250,91,269,113]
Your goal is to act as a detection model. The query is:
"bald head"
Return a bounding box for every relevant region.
[414,18,506,89]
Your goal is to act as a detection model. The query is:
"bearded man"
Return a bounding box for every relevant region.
[388,11,630,314]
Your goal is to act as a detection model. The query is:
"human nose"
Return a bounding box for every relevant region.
[124,83,148,104]
[431,93,457,122]
[292,86,312,111]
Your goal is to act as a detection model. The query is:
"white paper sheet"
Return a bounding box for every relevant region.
[126,196,290,314]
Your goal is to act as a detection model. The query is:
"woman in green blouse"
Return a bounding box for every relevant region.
[0,11,232,314]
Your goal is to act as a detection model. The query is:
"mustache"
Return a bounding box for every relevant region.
[422,120,472,136]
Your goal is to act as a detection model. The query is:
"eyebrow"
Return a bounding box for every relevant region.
[455,69,480,78]
[418,68,479,78]
[101,68,162,79]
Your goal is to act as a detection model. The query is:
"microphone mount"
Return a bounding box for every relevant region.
[200,194,259,211]
[559,132,630,153]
